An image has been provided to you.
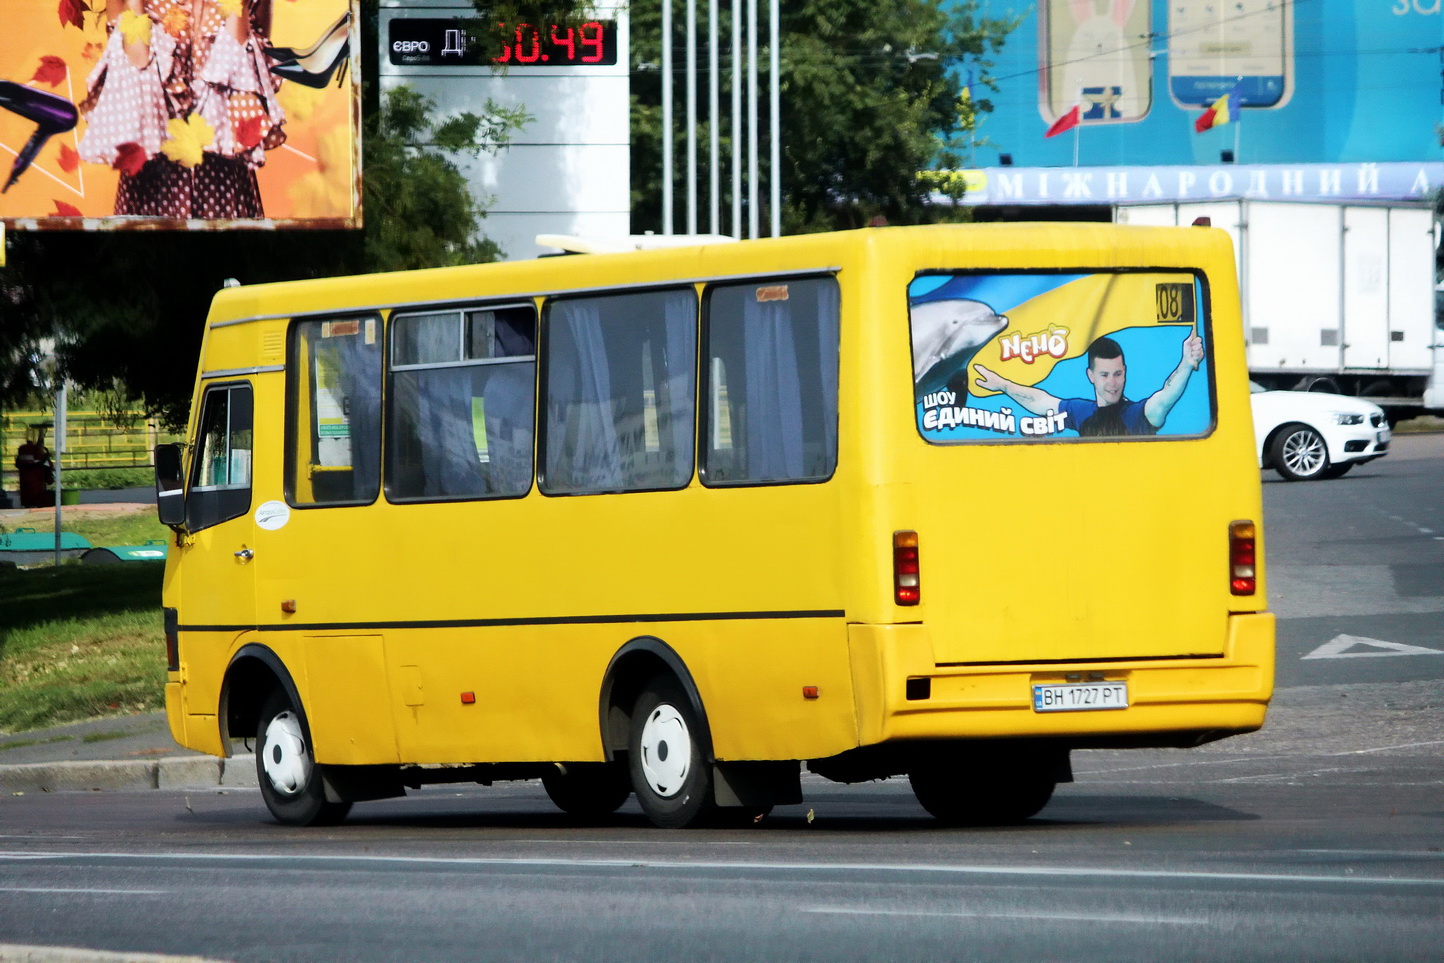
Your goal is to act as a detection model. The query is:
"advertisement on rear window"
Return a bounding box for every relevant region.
[909,272,1213,443]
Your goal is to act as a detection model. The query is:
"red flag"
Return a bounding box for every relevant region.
[1045,105,1081,138]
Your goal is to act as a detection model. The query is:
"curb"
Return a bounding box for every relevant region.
[0,755,257,794]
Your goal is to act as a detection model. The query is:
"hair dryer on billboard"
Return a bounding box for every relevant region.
[0,81,80,193]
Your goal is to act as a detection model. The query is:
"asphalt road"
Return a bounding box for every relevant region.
[1,436,1441,962]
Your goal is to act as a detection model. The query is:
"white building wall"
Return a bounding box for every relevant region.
[378,2,630,261]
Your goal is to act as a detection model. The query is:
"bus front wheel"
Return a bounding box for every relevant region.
[908,766,1055,826]
[255,689,352,827]
[627,677,716,828]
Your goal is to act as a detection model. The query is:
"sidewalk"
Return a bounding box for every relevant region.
[0,712,255,793]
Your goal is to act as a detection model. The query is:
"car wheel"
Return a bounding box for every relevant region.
[627,676,717,828]
[908,765,1056,826]
[543,762,631,818]
[1319,462,1353,479]
[1270,424,1330,481]
[256,689,351,827]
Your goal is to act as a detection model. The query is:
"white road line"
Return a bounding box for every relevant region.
[803,907,1206,925]
[0,851,1438,888]
[0,887,168,895]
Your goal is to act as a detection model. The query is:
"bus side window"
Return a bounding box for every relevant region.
[540,288,697,495]
[701,277,840,486]
[287,317,382,507]
[386,304,537,501]
[187,382,253,532]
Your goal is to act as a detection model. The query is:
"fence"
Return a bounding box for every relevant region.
[1,408,183,492]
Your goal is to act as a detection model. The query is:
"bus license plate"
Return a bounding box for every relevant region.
[1033,682,1128,712]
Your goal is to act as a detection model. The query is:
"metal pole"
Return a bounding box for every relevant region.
[747,0,758,239]
[709,0,720,235]
[53,382,65,568]
[768,0,779,237]
[731,0,742,237]
[686,0,698,234]
[662,0,674,233]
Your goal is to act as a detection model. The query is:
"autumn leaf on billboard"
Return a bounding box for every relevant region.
[161,115,213,168]
[31,56,69,87]
[234,115,264,151]
[57,0,88,30]
[119,9,152,45]
[113,142,148,176]
[58,144,80,173]
[52,200,82,217]
[161,5,189,37]
[216,0,242,16]
[82,42,103,62]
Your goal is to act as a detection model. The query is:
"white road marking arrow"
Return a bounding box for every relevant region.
[1302,634,1444,660]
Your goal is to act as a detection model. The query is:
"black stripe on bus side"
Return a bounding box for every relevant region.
[176,608,847,633]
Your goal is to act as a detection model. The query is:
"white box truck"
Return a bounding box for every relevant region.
[1117,201,1442,419]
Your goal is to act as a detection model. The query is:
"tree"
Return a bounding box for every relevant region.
[630,0,1016,233]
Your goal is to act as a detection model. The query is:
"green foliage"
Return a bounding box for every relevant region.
[58,467,153,490]
[630,0,1016,232]
[0,565,165,732]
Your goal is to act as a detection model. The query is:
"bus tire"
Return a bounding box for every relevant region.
[908,767,1055,826]
[628,676,717,829]
[542,762,631,818]
[255,689,351,827]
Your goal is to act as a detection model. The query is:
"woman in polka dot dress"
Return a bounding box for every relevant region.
[78,0,285,218]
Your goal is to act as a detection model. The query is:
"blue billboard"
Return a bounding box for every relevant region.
[971,0,1444,167]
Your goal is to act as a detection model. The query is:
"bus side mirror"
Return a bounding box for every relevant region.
[155,443,186,528]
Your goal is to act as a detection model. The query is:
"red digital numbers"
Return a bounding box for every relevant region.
[581,21,604,62]
[490,21,606,64]
[551,24,576,61]
[515,23,542,63]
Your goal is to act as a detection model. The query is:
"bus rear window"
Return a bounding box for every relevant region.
[908,271,1214,443]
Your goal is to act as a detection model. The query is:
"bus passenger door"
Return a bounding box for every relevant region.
[176,382,258,713]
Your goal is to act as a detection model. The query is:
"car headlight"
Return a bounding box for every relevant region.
[1333,412,1365,426]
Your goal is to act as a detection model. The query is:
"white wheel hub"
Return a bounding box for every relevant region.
[639,703,691,798]
[261,710,310,796]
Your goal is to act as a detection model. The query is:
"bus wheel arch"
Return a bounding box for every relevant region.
[219,643,304,753]
[598,636,713,765]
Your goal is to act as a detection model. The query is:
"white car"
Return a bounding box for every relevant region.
[1250,382,1391,481]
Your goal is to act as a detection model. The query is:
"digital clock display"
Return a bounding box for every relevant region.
[388,18,619,67]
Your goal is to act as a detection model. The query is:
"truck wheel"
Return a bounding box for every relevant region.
[1271,424,1330,481]
[627,676,717,828]
[909,766,1056,826]
[256,689,351,827]
[543,762,631,818]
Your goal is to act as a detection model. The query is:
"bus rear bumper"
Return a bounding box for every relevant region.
[847,611,1275,750]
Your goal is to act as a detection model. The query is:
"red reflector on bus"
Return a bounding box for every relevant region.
[460,691,476,705]
[802,686,819,699]
[894,530,920,606]
[1229,520,1257,596]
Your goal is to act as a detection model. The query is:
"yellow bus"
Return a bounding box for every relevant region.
[155,223,1274,828]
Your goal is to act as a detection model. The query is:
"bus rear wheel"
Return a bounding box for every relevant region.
[543,762,631,818]
[256,689,352,827]
[908,766,1056,826]
[627,677,717,828]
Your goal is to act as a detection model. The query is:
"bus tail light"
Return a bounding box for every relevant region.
[163,607,179,671]
[1229,521,1256,596]
[894,530,920,605]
